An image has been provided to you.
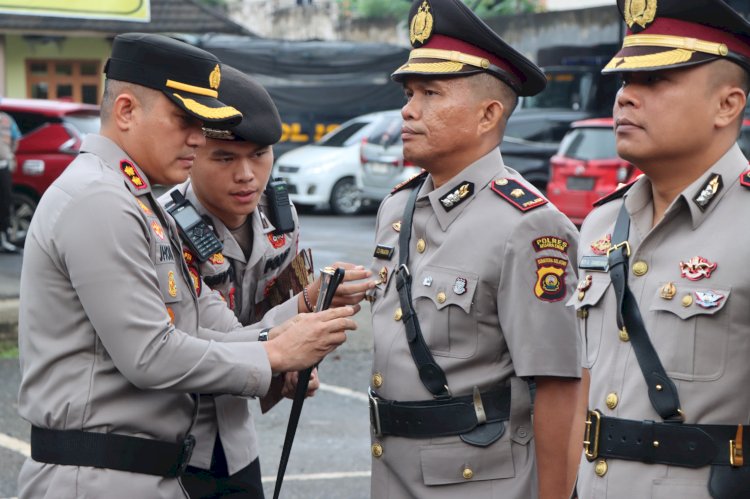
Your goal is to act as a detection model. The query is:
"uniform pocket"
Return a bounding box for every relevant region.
[649,284,730,381]
[651,478,709,499]
[412,266,478,359]
[420,435,514,486]
[568,273,611,368]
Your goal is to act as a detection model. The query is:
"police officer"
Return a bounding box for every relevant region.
[17,33,357,499]
[159,65,372,498]
[366,0,582,497]
[574,1,750,497]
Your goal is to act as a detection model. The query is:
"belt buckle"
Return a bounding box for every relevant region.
[583,409,602,462]
[175,434,196,477]
[368,388,382,438]
[730,424,744,467]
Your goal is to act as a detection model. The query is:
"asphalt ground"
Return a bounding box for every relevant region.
[0,210,379,499]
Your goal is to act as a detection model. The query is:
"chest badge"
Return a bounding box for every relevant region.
[577,274,593,292]
[679,256,717,281]
[208,252,225,265]
[151,220,165,240]
[167,271,177,297]
[392,221,401,232]
[378,266,388,286]
[695,290,725,309]
[590,234,612,256]
[453,277,467,295]
[660,282,677,300]
[422,275,433,287]
[268,233,286,249]
[137,199,152,215]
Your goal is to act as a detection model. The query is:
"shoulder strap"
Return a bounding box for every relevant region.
[394,178,451,399]
[608,204,684,422]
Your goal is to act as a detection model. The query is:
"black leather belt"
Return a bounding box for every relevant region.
[369,386,511,438]
[31,426,196,477]
[584,411,747,468]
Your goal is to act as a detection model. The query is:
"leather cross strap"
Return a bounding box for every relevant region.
[608,204,684,421]
[395,178,451,399]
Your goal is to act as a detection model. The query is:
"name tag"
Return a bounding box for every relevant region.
[373,245,394,260]
[579,255,609,273]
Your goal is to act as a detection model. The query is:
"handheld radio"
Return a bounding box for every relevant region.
[264,178,295,235]
[166,190,223,262]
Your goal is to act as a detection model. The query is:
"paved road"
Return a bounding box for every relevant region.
[0,211,378,498]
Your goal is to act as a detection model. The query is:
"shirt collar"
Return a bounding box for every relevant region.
[80,134,152,195]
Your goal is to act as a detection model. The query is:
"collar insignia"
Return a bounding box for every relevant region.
[693,174,722,211]
[439,181,474,211]
[410,0,434,45]
[679,256,717,281]
[624,0,657,30]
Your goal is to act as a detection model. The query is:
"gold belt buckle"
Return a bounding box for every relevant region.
[583,409,602,462]
[730,424,744,467]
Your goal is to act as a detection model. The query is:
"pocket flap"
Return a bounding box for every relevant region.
[650,284,730,319]
[412,266,477,313]
[420,438,514,486]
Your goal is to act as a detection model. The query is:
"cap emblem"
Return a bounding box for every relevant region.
[209,64,221,90]
[410,0,434,45]
[624,0,657,30]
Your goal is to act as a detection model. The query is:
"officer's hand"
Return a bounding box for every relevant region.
[305,262,375,310]
[264,306,358,373]
[281,368,320,399]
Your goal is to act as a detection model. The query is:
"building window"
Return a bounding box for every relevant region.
[25,60,101,104]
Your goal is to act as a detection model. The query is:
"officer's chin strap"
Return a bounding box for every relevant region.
[608,204,684,422]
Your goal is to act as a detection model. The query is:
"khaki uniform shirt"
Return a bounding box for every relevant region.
[574,144,750,498]
[17,135,274,499]
[159,181,299,473]
[368,149,581,499]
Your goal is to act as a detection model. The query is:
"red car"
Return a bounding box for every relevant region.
[0,98,100,244]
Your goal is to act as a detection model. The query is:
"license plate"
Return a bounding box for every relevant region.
[369,162,390,175]
[566,176,595,191]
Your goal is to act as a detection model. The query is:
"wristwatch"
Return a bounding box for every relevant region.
[258,328,270,342]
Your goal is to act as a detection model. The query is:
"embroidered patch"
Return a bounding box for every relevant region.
[208,252,225,265]
[120,160,147,190]
[166,307,175,325]
[693,174,722,211]
[491,178,547,212]
[695,290,724,308]
[532,236,569,254]
[374,244,395,260]
[660,282,676,300]
[392,221,402,232]
[453,277,467,295]
[439,181,474,211]
[137,199,152,215]
[590,234,612,256]
[151,220,165,240]
[741,170,750,189]
[534,257,568,302]
[268,233,286,249]
[188,265,201,295]
[158,244,175,263]
[167,271,177,297]
[264,247,291,272]
[679,256,717,281]
[183,249,196,265]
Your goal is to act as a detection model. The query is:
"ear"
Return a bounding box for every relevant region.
[477,99,504,137]
[111,92,138,132]
[715,85,746,130]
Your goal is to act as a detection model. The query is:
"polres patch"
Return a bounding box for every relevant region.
[534,256,568,302]
[532,236,569,254]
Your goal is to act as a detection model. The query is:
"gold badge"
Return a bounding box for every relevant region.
[378,266,388,286]
[624,0,657,29]
[660,282,676,300]
[410,0,434,45]
[208,252,225,265]
[510,188,525,199]
[168,271,177,297]
[151,220,165,240]
[209,64,221,90]
[392,221,401,232]
[166,306,175,325]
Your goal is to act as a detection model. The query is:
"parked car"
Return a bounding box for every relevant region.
[547,117,750,225]
[273,111,383,214]
[1,98,100,244]
[358,110,422,205]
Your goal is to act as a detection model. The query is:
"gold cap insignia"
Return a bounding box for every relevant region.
[410,0,434,45]
[624,0,657,29]
[209,64,221,90]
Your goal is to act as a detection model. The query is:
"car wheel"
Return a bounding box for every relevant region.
[10,191,38,246]
[330,177,362,215]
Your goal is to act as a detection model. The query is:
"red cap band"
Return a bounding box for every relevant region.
[628,17,750,59]
[422,34,523,83]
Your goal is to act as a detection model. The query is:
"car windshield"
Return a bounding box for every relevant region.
[365,115,402,147]
[521,71,594,111]
[63,113,100,136]
[317,120,370,147]
[558,126,617,160]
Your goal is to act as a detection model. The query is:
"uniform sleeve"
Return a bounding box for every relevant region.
[497,208,581,379]
[57,188,271,397]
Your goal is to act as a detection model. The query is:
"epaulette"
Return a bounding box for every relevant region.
[592,178,638,207]
[490,178,547,212]
[391,170,428,194]
[740,169,750,189]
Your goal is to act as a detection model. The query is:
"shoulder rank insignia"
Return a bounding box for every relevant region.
[693,174,722,211]
[268,233,286,249]
[593,179,638,207]
[491,178,547,212]
[740,169,750,189]
[439,181,474,211]
[391,170,428,194]
[120,160,147,190]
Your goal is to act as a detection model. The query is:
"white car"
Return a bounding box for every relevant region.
[273,111,385,215]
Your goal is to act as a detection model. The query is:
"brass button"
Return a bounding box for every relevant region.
[682,294,693,307]
[594,458,608,477]
[436,292,446,304]
[416,239,426,253]
[372,372,383,388]
[606,392,619,410]
[632,261,648,276]
[371,442,383,458]
[619,328,630,342]
[462,467,474,480]
[394,308,402,321]
[577,308,589,319]
[578,291,585,301]
[496,178,508,186]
